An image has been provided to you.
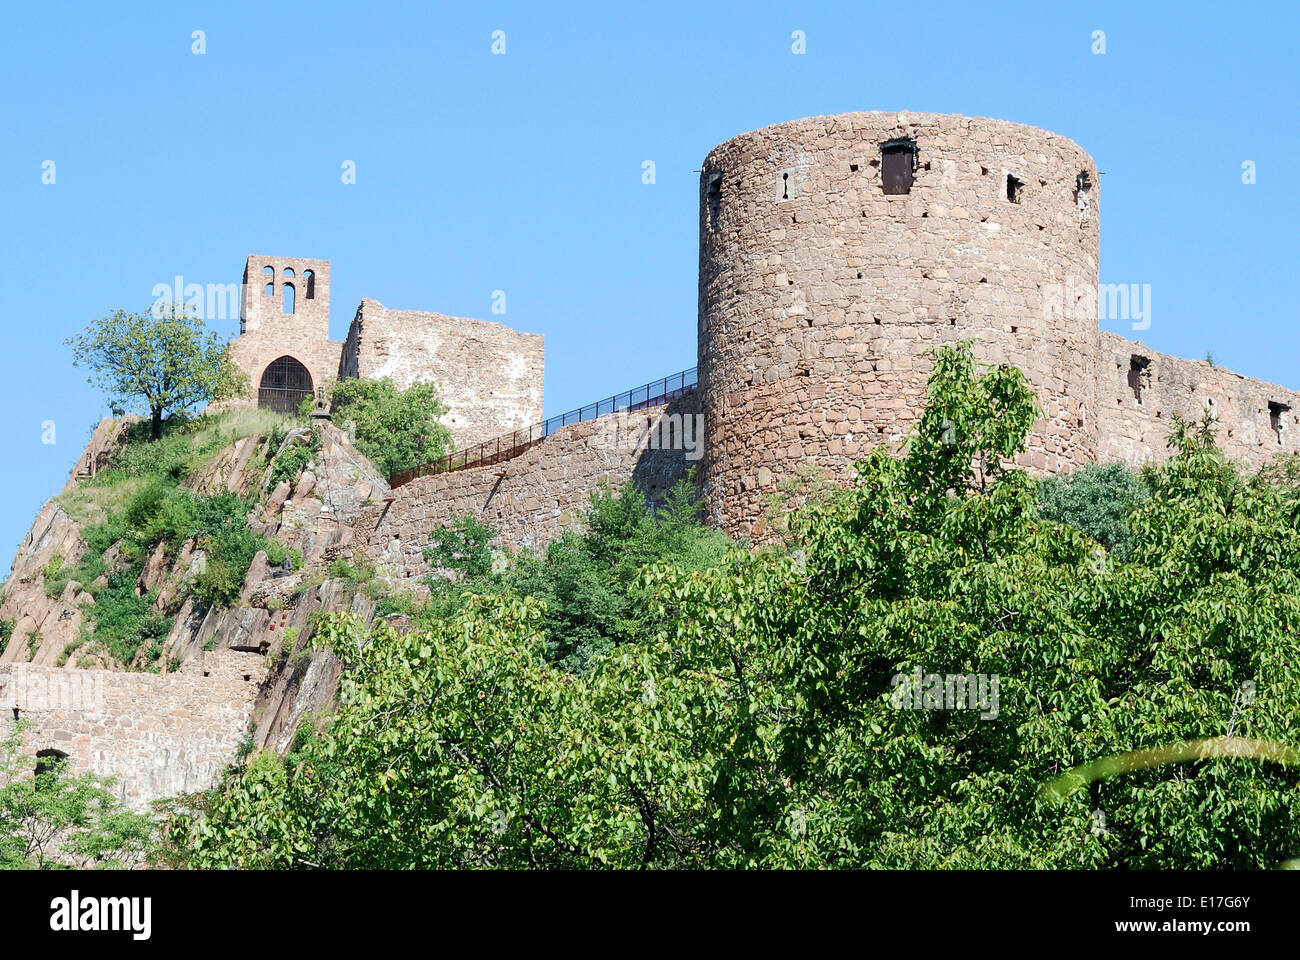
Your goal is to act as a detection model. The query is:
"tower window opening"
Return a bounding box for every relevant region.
[264,282,274,297]
[304,269,315,299]
[1006,174,1024,203]
[283,267,295,277]
[262,265,274,276]
[282,282,295,315]
[707,172,723,227]
[1270,401,1289,445]
[1128,355,1151,403]
[782,172,789,200]
[881,139,916,195]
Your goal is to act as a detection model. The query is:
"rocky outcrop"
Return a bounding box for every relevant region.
[0,417,391,808]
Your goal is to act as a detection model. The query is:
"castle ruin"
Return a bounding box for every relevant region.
[4,110,1298,808]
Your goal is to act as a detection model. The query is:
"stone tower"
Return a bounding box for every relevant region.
[230,256,342,412]
[697,111,1101,538]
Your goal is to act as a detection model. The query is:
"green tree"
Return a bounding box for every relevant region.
[326,377,452,476]
[66,304,248,439]
[1038,462,1150,558]
[167,343,1300,869]
[0,726,153,868]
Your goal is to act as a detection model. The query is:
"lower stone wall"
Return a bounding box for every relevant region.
[366,394,701,579]
[1097,332,1300,470]
[0,651,267,810]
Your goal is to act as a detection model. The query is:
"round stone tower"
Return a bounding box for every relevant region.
[697,111,1101,537]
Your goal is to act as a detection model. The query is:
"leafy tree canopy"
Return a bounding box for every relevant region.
[66,303,248,438]
[323,377,452,477]
[167,343,1300,869]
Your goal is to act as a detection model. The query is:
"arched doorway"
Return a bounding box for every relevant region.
[258,356,314,414]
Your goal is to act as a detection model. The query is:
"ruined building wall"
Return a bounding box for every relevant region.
[366,393,701,579]
[228,255,343,400]
[697,111,1101,538]
[339,299,545,449]
[0,651,266,810]
[1097,332,1300,469]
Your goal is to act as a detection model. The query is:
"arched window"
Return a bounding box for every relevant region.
[283,267,295,277]
[282,282,295,315]
[35,748,68,781]
[258,356,314,414]
[262,265,274,276]
[264,282,274,297]
[304,269,315,300]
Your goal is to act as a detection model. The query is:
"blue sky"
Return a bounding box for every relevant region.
[1,0,1296,558]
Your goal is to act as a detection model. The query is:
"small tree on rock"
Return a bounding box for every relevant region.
[66,304,248,439]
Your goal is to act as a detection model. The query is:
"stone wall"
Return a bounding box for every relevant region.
[1097,332,1300,469]
[229,255,342,400]
[366,394,700,578]
[0,651,266,810]
[339,299,545,449]
[697,111,1101,538]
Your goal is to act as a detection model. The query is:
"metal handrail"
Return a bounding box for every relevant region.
[389,366,698,488]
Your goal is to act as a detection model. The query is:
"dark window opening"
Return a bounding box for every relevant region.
[1006,174,1023,203]
[706,172,722,227]
[881,139,916,195]
[1270,401,1289,445]
[1128,355,1151,403]
[258,355,314,414]
[304,269,315,300]
[782,171,789,200]
[35,749,68,781]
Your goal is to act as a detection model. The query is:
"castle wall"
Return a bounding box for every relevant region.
[1097,332,1300,469]
[697,111,1101,539]
[0,651,266,810]
[366,394,700,578]
[340,299,545,449]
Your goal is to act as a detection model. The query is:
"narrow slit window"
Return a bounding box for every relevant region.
[282,282,295,315]
[1270,401,1289,445]
[304,269,315,300]
[1075,170,1093,225]
[706,172,723,227]
[1006,174,1023,203]
[881,139,916,195]
[1128,355,1151,403]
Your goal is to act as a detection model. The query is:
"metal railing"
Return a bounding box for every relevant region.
[389,366,698,488]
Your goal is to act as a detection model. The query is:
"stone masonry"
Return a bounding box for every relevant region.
[367,393,700,579]
[339,299,544,448]
[696,110,1296,538]
[0,651,266,810]
[228,256,544,446]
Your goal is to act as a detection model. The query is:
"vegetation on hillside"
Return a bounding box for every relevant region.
[312,376,453,477]
[163,343,1300,869]
[51,408,295,668]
